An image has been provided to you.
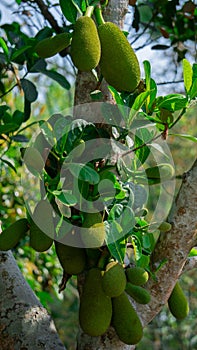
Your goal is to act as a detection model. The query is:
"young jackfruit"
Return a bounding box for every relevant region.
[81,212,105,248]
[35,33,71,58]
[55,241,86,275]
[112,292,143,345]
[98,22,140,92]
[126,267,149,286]
[79,268,112,336]
[125,282,151,304]
[168,281,189,320]
[29,200,54,252]
[0,218,29,251]
[101,261,126,297]
[71,16,101,71]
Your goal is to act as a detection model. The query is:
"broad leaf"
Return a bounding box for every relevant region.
[59,0,78,24]
[68,163,100,184]
[41,70,70,90]
[170,133,197,143]
[182,58,192,94]
[21,79,38,102]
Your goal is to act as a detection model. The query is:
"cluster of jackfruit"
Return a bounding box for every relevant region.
[78,262,151,345]
[35,12,140,92]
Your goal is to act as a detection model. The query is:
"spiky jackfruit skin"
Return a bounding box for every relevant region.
[71,16,101,71]
[125,282,151,304]
[112,292,143,345]
[35,33,71,58]
[81,212,105,248]
[168,282,189,320]
[102,261,127,297]
[29,200,54,252]
[0,218,29,251]
[55,241,86,275]
[98,22,140,92]
[126,267,149,286]
[79,268,112,336]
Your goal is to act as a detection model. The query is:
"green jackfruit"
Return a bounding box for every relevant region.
[55,241,86,275]
[125,282,151,304]
[0,218,29,251]
[168,281,189,320]
[98,22,140,92]
[159,221,172,232]
[35,33,71,58]
[81,212,105,248]
[101,261,126,297]
[112,292,143,345]
[79,268,112,336]
[126,267,149,286]
[71,16,101,71]
[29,200,54,252]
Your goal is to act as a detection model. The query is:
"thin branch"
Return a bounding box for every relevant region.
[32,0,61,33]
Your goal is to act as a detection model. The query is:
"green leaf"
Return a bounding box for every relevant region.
[169,133,197,143]
[189,78,197,99]
[0,123,19,134]
[0,105,10,118]
[39,121,56,146]
[21,79,38,102]
[59,0,78,24]
[40,70,70,90]
[108,204,123,221]
[182,58,193,94]
[143,60,151,92]
[24,97,31,122]
[0,37,9,61]
[131,235,142,261]
[11,45,32,61]
[68,163,100,184]
[55,191,77,206]
[0,157,17,172]
[105,222,126,263]
[128,91,151,125]
[157,94,188,111]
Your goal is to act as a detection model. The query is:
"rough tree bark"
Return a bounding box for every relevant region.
[0,250,66,350]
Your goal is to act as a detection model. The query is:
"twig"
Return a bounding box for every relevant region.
[33,0,61,33]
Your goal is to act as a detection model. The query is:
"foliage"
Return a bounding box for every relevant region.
[0,0,197,347]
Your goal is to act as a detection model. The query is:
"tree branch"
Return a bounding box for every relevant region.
[182,255,197,274]
[33,0,61,33]
[134,159,197,327]
[0,251,66,350]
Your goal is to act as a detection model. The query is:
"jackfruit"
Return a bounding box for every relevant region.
[79,268,112,336]
[55,241,86,275]
[112,292,143,345]
[81,212,105,248]
[71,16,101,71]
[159,221,172,232]
[35,33,71,58]
[168,281,189,320]
[101,261,126,297]
[125,282,151,304]
[126,267,149,286]
[98,22,140,92]
[29,200,54,252]
[0,218,29,251]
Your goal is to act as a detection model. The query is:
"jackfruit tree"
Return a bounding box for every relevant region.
[0,1,197,350]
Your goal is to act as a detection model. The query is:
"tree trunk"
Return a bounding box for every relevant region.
[0,250,66,350]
